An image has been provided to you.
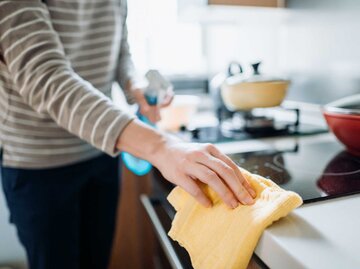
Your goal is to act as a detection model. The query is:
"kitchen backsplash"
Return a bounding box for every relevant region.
[205,0,360,104]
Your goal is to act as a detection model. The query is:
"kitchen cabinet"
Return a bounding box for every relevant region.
[109,164,156,269]
[178,0,288,25]
[208,0,285,8]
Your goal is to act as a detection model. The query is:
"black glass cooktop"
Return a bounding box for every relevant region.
[228,140,360,203]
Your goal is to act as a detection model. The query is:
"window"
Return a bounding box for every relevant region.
[127,0,206,75]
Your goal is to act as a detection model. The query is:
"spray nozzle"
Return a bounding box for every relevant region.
[144,70,172,105]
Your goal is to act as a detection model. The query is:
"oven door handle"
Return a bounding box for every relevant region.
[140,194,184,269]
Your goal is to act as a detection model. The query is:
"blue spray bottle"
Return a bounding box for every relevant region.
[121,70,171,176]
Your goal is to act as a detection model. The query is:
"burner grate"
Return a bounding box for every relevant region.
[220,107,300,137]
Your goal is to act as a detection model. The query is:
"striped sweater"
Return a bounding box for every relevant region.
[0,0,136,168]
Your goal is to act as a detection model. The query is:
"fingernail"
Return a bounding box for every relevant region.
[231,200,239,209]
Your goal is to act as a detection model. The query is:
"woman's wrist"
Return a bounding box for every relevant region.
[148,132,182,169]
[116,119,172,165]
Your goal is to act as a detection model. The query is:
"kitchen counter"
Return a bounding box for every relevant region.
[214,133,360,269]
[256,194,360,269]
[141,97,359,269]
[145,132,360,269]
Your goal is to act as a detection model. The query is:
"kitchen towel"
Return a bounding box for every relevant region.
[167,168,303,269]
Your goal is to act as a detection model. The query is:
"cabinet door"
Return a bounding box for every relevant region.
[208,0,285,8]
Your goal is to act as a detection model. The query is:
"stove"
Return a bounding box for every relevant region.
[176,106,360,203]
[181,106,328,143]
[152,135,360,206]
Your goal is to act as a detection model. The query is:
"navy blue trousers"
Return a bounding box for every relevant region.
[1,154,120,269]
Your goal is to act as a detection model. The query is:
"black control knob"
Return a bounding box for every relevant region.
[190,128,200,140]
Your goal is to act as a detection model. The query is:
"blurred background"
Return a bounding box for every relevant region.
[127,0,360,103]
[1,0,360,268]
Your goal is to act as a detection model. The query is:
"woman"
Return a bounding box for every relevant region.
[0,1,255,268]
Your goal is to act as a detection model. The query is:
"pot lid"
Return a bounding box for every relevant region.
[224,61,289,85]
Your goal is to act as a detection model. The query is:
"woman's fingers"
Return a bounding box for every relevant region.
[139,101,161,123]
[202,155,253,205]
[207,144,257,199]
[133,88,162,123]
[132,87,173,123]
[149,106,161,122]
[142,105,157,123]
[185,162,240,209]
[178,175,212,208]
[188,148,254,205]
[155,107,161,122]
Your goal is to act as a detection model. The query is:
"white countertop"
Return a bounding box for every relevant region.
[215,133,360,269]
[256,195,360,269]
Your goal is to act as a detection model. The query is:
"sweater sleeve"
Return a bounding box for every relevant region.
[0,0,135,156]
[115,0,138,105]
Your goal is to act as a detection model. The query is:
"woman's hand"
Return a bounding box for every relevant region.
[133,87,174,123]
[117,119,256,209]
[151,139,256,208]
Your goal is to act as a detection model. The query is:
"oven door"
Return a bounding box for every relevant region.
[141,195,269,269]
[141,195,191,269]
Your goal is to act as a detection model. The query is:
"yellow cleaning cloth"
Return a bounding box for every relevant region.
[167,168,303,269]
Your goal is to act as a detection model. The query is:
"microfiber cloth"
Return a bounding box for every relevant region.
[167,168,303,269]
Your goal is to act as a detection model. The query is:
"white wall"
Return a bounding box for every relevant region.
[127,0,206,75]
[278,0,360,103]
[203,0,360,103]
[126,0,360,103]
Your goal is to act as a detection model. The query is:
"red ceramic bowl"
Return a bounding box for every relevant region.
[323,95,360,156]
